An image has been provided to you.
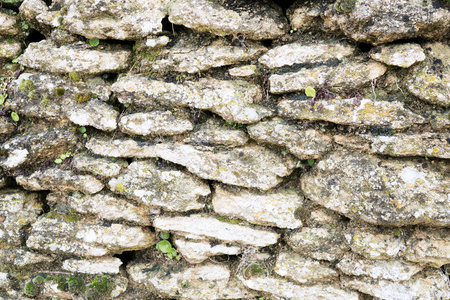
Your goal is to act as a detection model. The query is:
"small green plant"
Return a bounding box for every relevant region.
[89,39,100,47]
[225,121,244,128]
[75,92,94,103]
[334,0,357,12]
[159,232,170,240]
[69,72,81,82]
[18,79,36,92]
[305,86,316,98]
[55,88,65,96]
[78,126,88,138]
[24,281,39,297]
[11,111,19,122]
[41,94,49,106]
[54,151,74,164]
[307,159,315,166]
[243,263,267,279]
[156,237,180,260]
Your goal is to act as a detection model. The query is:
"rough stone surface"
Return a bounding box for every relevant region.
[167,0,288,40]
[108,160,210,212]
[153,215,280,247]
[0,13,20,36]
[269,60,386,94]
[72,153,128,178]
[213,185,303,229]
[278,98,426,129]
[111,75,272,124]
[184,118,248,147]
[62,257,122,274]
[228,65,257,77]
[369,43,425,68]
[404,228,450,267]
[0,118,14,137]
[0,249,53,268]
[0,40,22,61]
[119,111,193,136]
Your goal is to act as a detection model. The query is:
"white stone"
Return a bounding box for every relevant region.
[119,111,193,136]
[369,43,426,68]
[173,237,242,264]
[62,257,122,274]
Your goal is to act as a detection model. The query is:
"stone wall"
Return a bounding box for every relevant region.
[0,0,449,299]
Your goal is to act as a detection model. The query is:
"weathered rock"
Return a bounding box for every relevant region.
[47,192,152,225]
[0,40,22,61]
[184,118,248,147]
[66,99,118,131]
[111,75,271,124]
[153,215,280,247]
[49,28,80,46]
[19,40,132,74]
[119,111,193,136]
[404,228,450,267]
[369,43,425,68]
[86,137,157,157]
[0,118,14,137]
[342,268,450,300]
[213,185,303,229]
[269,60,386,94]
[140,35,170,50]
[406,42,450,107]
[248,118,332,159]
[0,172,7,189]
[72,153,128,178]
[0,249,53,268]
[228,65,257,77]
[0,273,10,289]
[430,109,450,131]
[0,190,42,247]
[259,41,355,69]
[16,168,104,194]
[19,0,48,29]
[274,251,339,284]
[128,261,254,299]
[286,0,322,31]
[0,13,20,36]
[27,217,156,256]
[278,98,426,129]
[167,0,288,40]
[57,0,168,40]
[301,151,450,226]
[0,127,77,170]
[108,160,210,212]
[62,257,122,274]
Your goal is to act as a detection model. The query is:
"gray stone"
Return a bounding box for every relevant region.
[119,111,193,136]
[228,65,257,77]
[269,60,386,94]
[301,151,450,226]
[66,98,118,131]
[0,40,22,61]
[430,110,450,131]
[167,0,288,40]
[16,168,104,194]
[278,98,426,129]
[27,217,156,256]
[0,13,20,36]
[369,43,426,68]
[19,0,48,29]
[62,257,122,274]
[404,228,450,267]
[111,75,271,124]
[248,118,332,159]
[259,41,355,69]
[0,248,53,268]
[213,185,303,229]
[72,153,128,178]
[49,29,80,46]
[85,137,158,158]
[0,273,10,289]
[108,160,210,212]
[153,215,280,248]
[19,40,132,74]
[0,118,14,136]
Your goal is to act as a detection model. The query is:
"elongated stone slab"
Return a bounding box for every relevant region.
[369,43,425,68]
[184,118,248,147]
[0,40,22,61]
[72,153,128,178]
[119,111,193,136]
[62,257,122,274]
[0,12,20,36]
[404,228,450,267]
[0,248,53,268]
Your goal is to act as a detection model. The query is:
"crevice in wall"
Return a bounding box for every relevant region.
[272,0,298,11]
[27,30,46,44]
[114,251,135,269]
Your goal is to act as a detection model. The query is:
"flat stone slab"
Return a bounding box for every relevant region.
[153,215,280,247]
[301,151,450,226]
[0,40,22,61]
[167,0,288,40]
[62,257,122,274]
[269,60,386,94]
[27,217,156,256]
[0,248,53,268]
[213,185,303,229]
[278,98,426,129]
[16,168,104,194]
[229,65,257,77]
[0,13,20,36]
[119,111,193,136]
[248,118,332,159]
[108,160,210,212]
[19,40,132,74]
[404,228,450,267]
[259,41,355,69]
[72,153,128,178]
[369,43,425,68]
[184,118,248,147]
[111,75,272,124]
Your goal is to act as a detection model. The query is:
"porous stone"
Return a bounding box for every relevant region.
[141,35,170,49]
[16,168,104,194]
[0,249,53,268]
[369,43,426,68]
[111,75,272,124]
[0,13,20,36]
[229,65,257,77]
[0,40,22,61]
[62,257,122,274]
[72,153,128,178]
[0,118,14,136]
[108,160,210,212]
[0,190,42,247]
[248,118,332,159]
[27,217,156,256]
[0,273,10,289]
[278,98,426,129]
[274,251,339,284]
[153,215,280,248]
[167,0,288,40]
[269,60,386,94]
[119,111,193,136]
[301,151,450,226]
[184,118,248,147]
[66,99,118,131]
[259,41,355,69]
[212,185,303,229]
[19,0,48,28]
[429,110,450,131]
[404,228,450,267]
[19,40,132,74]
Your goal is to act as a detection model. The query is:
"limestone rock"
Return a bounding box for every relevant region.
[404,228,450,267]
[62,257,122,274]
[108,160,210,212]
[259,41,355,69]
[0,249,53,268]
[72,153,127,178]
[430,109,450,131]
[369,43,425,68]
[0,190,42,247]
[287,0,323,32]
[301,151,450,226]
[16,168,104,194]
[19,0,49,29]
[119,111,193,136]
[66,99,118,131]
[0,118,14,136]
[0,13,20,36]
[27,217,156,256]
[228,65,257,77]
[111,75,271,124]
[86,137,159,158]
[184,118,248,147]
[167,0,288,40]
[153,215,280,247]
[278,98,426,129]
[0,127,77,170]
[47,192,152,225]
[274,251,339,284]
[0,273,10,289]
[19,40,132,74]
[213,185,303,229]
[248,118,332,159]
[140,35,170,49]
[0,40,22,61]
[406,42,450,107]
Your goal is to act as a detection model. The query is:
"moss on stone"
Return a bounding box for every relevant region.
[18,79,36,92]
